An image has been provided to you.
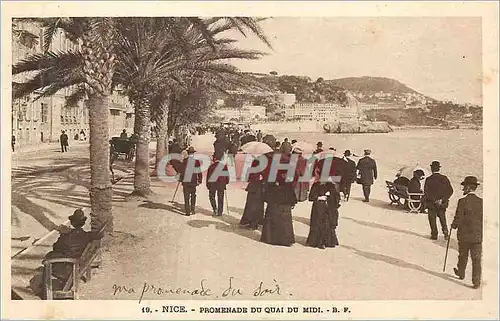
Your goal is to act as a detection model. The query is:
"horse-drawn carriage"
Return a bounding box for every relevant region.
[110,137,136,162]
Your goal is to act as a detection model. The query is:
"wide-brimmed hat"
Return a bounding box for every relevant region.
[461,176,480,186]
[187,146,196,154]
[364,149,371,155]
[68,209,87,224]
[344,150,352,156]
[430,161,441,169]
[414,169,425,177]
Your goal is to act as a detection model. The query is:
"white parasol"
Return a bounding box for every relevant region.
[240,141,273,155]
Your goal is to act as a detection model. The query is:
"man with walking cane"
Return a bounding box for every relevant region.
[206,154,229,217]
[450,176,483,289]
[179,147,202,216]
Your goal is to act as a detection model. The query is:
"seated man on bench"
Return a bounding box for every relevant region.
[29,209,104,298]
[408,169,426,213]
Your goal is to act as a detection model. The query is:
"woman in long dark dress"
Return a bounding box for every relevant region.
[240,158,265,229]
[260,153,298,247]
[306,181,340,249]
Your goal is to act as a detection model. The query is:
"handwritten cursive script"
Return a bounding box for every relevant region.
[111,277,284,303]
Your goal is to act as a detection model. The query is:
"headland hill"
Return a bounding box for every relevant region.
[207,74,483,134]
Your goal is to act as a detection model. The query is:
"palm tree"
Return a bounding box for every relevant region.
[12,17,117,233]
[113,17,271,197]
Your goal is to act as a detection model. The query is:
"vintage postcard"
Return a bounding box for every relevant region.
[2,1,499,320]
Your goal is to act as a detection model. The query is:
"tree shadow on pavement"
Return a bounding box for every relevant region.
[187,205,262,243]
[293,216,310,226]
[11,158,131,238]
[187,218,262,243]
[139,201,185,216]
[341,244,469,288]
[341,216,458,252]
[228,207,244,215]
[350,196,405,213]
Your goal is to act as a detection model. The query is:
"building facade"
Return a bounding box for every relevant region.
[214,105,266,122]
[283,102,359,121]
[12,20,133,147]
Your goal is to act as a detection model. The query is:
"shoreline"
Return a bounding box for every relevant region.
[250,120,482,134]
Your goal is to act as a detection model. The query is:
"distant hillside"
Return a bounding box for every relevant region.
[326,76,417,94]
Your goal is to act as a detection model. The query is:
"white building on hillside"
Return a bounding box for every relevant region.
[279,93,296,106]
[214,105,266,121]
[283,102,359,121]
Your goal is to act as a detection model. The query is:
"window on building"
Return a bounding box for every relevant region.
[41,103,48,123]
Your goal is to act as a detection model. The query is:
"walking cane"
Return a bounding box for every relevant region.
[443,229,452,272]
[225,191,230,215]
[170,181,181,203]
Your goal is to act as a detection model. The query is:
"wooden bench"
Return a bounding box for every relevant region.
[43,223,107,300]
[385,181,424,213]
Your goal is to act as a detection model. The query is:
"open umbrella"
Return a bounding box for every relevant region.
[291,142,316,154]
[240,141,273,155]
[398,164,429,179]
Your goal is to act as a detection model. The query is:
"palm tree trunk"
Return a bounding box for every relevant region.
[132,97,152,197]
[87,94,113,232]
[154,102,169,175]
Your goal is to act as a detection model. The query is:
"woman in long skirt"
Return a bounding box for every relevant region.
[240,159,266,229]
[260,182,296,246]
[260,153,298,247]
[240,180,265,229]
[306,181,340,249]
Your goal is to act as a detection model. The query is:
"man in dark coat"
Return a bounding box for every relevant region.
[120,129,128,139]
[169,138,181,154]
[60,130,69,153]
[408,169,426,212]
[168,139,183,174]
[408,170,425,193]
[206,155,229,216]
[424,161,454,240]
[313,141,323,154]
[30,209,104,297]
[11,134,15,152]
[356,149,377,202]
[256,130,263,142]
[342,150,357,201]
[179,147,203,216]
[213,133,230,160]
[451,176,482,289]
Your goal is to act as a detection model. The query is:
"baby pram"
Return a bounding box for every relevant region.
[386,165,426,213]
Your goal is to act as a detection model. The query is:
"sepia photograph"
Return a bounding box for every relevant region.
[2,1,499,320]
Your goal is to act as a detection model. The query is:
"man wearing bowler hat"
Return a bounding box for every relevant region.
[342,150,357,201]
[314,141,324,154]
[424,161,454,240]
[356,149,378,202]
[451,176,483,289]
[30,209,104,297]
[179,146,203,216]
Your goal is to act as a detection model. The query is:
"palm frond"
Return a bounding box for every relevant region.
[41,18,62,52]
[65,86,88,107]
[187,17,216,51]
[13,65,84,100]
[12,50,83,75]
[228,17,273,49]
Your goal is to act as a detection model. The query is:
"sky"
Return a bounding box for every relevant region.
[226,17,482,105]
